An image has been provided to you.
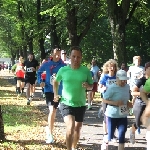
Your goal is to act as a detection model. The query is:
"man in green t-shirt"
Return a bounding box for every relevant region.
[140,62,150,150]
[53,46,93,150]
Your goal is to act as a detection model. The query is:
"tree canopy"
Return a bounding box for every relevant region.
[0,0,149,66]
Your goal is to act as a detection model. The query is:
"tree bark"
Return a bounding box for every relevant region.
[107,0,139,65]
[66,0,99,46]
[37,0,46,60]
[0,105,5,141]
[50,16,59,49]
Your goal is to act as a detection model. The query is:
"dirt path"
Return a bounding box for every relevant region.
[1,70,147,150]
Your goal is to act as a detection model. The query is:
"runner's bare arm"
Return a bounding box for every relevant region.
[140,88,149,105]
[82,82,93,90]
[131,86,139,96]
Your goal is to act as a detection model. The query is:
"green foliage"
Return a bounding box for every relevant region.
[0,0,150,64]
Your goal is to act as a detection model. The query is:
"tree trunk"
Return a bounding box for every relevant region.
[0,105,5,141]
[50,16,59,48]
[37,0,46,60]
[107,0,138,65]
[66,0,99,47]
[38,38,46,60]
[25,30,33,54]
[23,45,27,60]
[66,2,80,46]
[110,19,126,65]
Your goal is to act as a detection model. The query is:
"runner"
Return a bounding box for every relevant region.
[120,62,128,72]
[61,50,70,65]
[40,58,48,98]
[98,59,118,141]
[140,62,150,150]
[129,66,149,144]
[53,46,93,150]
[23,53,39,105]
[87,59,99,110]
[37,47,66,144]
[11,62,18,93]
[15,56,25,96]
[87,71,94,110]
[102,70,132,150]
[31,55,39,98]
[127,56,144,115]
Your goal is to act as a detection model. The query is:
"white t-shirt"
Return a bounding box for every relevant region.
[91,65,99,82]
[128,65,144,89]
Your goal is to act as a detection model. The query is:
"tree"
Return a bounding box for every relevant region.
[106,0,139,65]
[0,105,5,141]
[66,0,100,46]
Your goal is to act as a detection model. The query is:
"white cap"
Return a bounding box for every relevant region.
[116,70,129,80]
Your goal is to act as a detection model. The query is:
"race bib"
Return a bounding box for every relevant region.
[50,74,55,85]
[27,67,33,72]
[119,105,129,115]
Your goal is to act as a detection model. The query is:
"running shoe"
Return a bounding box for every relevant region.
[103,134,108,143]
[31,93,34,98]
[135,127,141,135]
[111,135,118,143]
[87,106,92,110]
[27,99,30,105]
[43,94,45,98]
[45,126,54,144]
[101,142,108,150]
[129,129,135,144]
[46,134,54,144]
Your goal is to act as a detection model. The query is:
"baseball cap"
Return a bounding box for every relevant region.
[116,70,129,80]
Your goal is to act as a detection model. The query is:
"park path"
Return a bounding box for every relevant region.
[0,69,147,150]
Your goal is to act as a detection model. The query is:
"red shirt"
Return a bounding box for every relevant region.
[16,63,25,78]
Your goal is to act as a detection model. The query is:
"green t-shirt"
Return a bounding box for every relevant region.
[144,78,150,93]
[56,65,93,107]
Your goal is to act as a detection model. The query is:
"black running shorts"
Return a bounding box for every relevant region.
[59,103,86,122]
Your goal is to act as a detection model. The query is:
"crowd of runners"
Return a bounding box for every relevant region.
[10,46,150,150]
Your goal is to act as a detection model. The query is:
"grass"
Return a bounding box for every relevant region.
[0,78,67,150]
[0,76,102,150]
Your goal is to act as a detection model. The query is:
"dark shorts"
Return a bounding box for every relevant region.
[45,92,59,109]
[17,77,25,82]
[133,100,146,128]
[25,76,36,85]
[59,103,86,122]
[92,82,98,92]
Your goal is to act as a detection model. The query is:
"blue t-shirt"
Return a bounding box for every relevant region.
[99,74,116,87]
[91,65,99,82]
[99,74,116,96]
[103,83,130,118]
[37,59,66,94]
